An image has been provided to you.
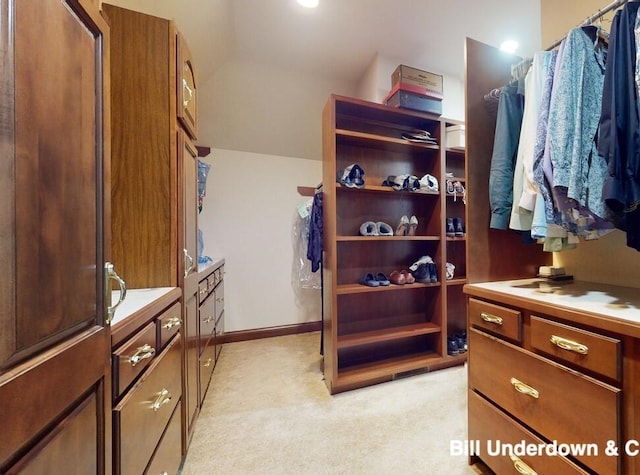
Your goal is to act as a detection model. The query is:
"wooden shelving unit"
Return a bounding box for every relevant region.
[322,94,468,394]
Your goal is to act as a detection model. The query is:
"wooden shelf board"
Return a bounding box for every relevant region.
[336,128,440,151]
[336,351,442,386]
[337,183,440,196]
[337,281,441,295]
[446,147,466,154]
[337,235,441,242]
[337,322,441,349]
[445,278,468,286]
[445,236,467,242]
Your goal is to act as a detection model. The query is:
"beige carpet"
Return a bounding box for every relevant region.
[180,332,480,475]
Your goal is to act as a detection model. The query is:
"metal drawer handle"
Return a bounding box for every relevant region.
[202,316,214,323]
[510,377,539,399]
[162,317,182,330]
[128,344,155,366]
[216,297,224,304]
[480,312,503,326]
[510,455,537,475]
[105,262,127,325]
[202,358,214,368]
[199,287,208,295]
[151,388,172,412]
[550,335,588,355]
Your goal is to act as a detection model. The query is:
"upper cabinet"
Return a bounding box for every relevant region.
[0,0,111,472]
[177,33,198,140]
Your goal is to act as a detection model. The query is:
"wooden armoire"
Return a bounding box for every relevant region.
[0,0,113,472]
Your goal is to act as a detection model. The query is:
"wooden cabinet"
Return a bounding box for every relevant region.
[321,94,467,393]
[111,288,182,475]
[463,280,640,474]
[0,0,112,472]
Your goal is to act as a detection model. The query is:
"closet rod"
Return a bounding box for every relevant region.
[544,0,628,51]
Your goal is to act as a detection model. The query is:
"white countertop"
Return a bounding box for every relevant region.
[466,278,640,327]
[110,287,177,326]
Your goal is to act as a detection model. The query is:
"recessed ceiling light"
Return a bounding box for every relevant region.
[297,0,319,8]
[500,40,519,54]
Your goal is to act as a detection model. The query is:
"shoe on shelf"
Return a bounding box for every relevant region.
[337,163,365,188]
[418,174,439,193]
[408,215,418,236]
[396,215,409,236]
[389,270,406,285]
[447,336,460,356]
[376,272,390,286]
[359,221,379,236]
[454,331,467,353]
[409,255,433,272]
[427,262,438,283]
[453,181,466,204]
[376,221,394,236]
[411,263,431,283]
[359,272,380,287]
[446,217,455,238]
[446,179,455,194]
[402,269,416,284]
[446,262,456,280]
[453,217,465,237]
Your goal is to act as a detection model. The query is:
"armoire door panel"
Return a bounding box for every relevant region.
[12,0,103,360]
[178,129,198,297]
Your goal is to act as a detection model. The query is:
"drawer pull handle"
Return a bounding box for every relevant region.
[162,317,182,330]
[202,316,214,324]
[510,377,539,399]
[199,288,208,295]
[128,344,155,366]
[216,297,224,304]
[480,312,503,326]
[509,455,537,475]
[202,358,214,367]
[151,388,172,412]
[550,335,588,355]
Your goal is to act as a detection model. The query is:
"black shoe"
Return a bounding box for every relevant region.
[453,217,465,237]
[428,262,438,283]
[446,217,455,237]
[447,336,460,356]
[411,263,430,283]
[454,331,467,353]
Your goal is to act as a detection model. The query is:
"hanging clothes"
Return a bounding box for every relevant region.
[307,189,323,272]
[489,81,525,229]
[599,2,640,250]
[547,26,613,238]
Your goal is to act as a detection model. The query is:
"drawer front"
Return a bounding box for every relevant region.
[469,328,620,475]
[113,322,157,399]
[214,280,224,322]
[199,295,215,345]
[469,298,521,342]
[157,302,182,350]
[199,337,216,401]
[531,315,621,381]
[115,335,183,475]
[144,402,182,475]
[198,279,210,304]
[468,391,589,475]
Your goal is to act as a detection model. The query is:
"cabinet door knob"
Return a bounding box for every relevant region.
[550,335,588,355]
[510,377,539,399]
[128,344,155,366]
[151,388,172,411]
[480,312,503,326]
[509,455,537,475]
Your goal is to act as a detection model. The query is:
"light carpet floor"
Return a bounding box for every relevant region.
[180,332,480,475]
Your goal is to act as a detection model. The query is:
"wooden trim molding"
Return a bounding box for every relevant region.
[220,321,322,343]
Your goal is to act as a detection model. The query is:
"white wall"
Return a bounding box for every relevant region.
[198,149,322,332]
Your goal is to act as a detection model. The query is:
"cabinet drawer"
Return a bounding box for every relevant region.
[469,298,521,342]
[115,335,182,475]
[198,279,210,303]
[468,391,589,475]
[531,315,621,381]
[214,280,224,322]
[157,302,182,350]
[199,295,215,344]
[469,328,620,475]
[113,322,157,399]
[144,401,182,475]
[200,337,216,401]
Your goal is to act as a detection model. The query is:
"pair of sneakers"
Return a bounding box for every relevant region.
[359,272,390,287]
[359,221,393,236]
[337,164,365,188]
[409,256,438,283]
